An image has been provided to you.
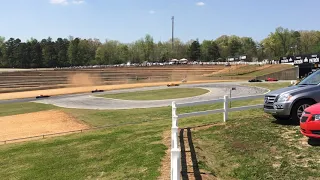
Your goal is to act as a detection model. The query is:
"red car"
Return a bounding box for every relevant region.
[300,103,320,139]
[265,77,278,81]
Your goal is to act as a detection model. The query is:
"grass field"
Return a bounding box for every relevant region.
[1,82,318,179]
[242,82,291,91]
[0,100,265,180]
[0,102,58,117]
[192,110,320,180]
[98,88,209,100]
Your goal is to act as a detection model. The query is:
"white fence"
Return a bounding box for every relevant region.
[170,94,265,180]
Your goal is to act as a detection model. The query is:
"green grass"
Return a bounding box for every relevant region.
[0,125,167,180]
[0,98,266,180]
[0,102,57,117]
[98,88,209,100]
[0,81,317,179]
[242,82,292,91]
[192,110,320,180]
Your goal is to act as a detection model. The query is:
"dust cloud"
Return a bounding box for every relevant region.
[67,73,104,87]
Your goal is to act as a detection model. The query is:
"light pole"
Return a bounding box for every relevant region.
[290,45,297,56]
[171,16,174,51]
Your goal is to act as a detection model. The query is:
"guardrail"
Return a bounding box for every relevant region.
[170,94,265,180]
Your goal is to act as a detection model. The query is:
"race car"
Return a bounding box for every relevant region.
[167,83,180,87]
[300,103,320,139]
[265,77,278,81]
[36,95,50,99]
[248,79,263,82]
[91,89,104,93]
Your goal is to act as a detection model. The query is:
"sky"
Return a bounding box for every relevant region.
[1,0,320,43]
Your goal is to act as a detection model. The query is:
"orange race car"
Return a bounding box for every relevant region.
[167,83,180,87]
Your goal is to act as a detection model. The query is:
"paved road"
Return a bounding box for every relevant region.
[29,81,269,110]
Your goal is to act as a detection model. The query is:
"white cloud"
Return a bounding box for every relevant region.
[196,2,205,6]
[50,0,68,5]
[149,10,155,14]
[49,0,85,5]
[72,0,85,4]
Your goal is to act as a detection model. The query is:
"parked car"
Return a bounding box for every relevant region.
[248,79,263,82]
[300,103,320,139]
[264,69,320,123]
[265,77,278,81]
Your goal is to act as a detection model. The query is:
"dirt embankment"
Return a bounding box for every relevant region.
[0,79,236,100]
[0,110,89,142]
[67,73,103,87]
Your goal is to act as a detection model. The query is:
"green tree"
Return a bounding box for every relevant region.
[117,44,129,64]
[0,36,5,67]
[29,38,43,68]
[189,40,201,61]
[240,37,257,61]
[228,35,242,57]
[55,38,69,67]
[215,35,229,59]
[68,38,80,66]
[41,37,57,67]
[300,30,319,54]
[3,38,21,67]
[16,42,31,68]
[200,40,212,61]
[144,34,154,61]
[274,27,292,56]
[208,41,220,61]
[87,38,101,65]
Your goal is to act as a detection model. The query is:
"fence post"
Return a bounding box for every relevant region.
[224,95,229,122]
[171,101,181,180]
[171,101,179,148]
[171,147,181,180]
[172,101,177,123]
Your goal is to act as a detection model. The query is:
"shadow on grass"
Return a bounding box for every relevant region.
[271,120,299,126]
[308,138,320,146]
[180,128,216,180]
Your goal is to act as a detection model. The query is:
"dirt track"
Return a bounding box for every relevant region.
[0,80,235,100]
[0,110,89,142]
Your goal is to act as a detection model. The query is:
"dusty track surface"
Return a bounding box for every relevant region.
[34,82,268,110]
[0,110,89,142]
[0,80,235,100]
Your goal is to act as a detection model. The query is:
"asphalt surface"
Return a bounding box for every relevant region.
[12,81,270,110]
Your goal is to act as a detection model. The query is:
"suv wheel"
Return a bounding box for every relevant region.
[291,100,315,124]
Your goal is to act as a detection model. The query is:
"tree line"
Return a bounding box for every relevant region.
[1,27,320,68]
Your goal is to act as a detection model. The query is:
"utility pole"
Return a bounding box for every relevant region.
[171,16,174,52]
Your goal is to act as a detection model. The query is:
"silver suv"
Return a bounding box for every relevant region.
[264,70,320,123]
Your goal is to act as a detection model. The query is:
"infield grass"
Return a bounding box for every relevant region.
[0,102,57,117]
[242,82,292,91]
[0,82,319,179]
[98,87,209,100]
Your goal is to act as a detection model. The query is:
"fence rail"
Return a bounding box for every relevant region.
[170,94,265,180]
